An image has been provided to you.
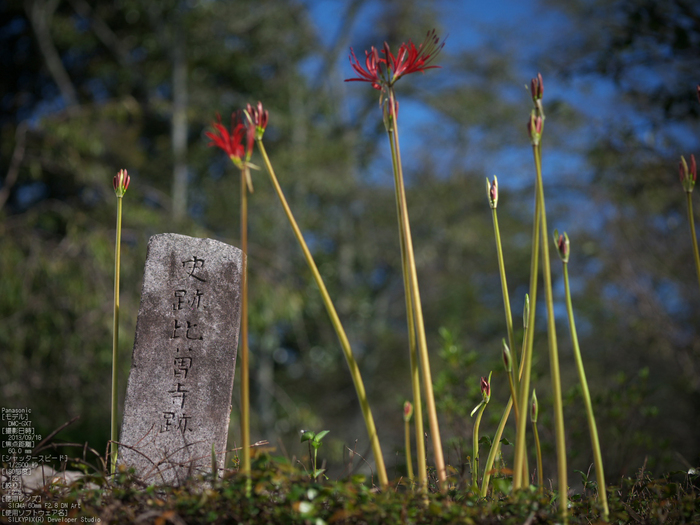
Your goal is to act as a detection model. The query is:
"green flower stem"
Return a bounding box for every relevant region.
[533,144,568,519]
[481,322,529,497]
[686,192,700,291]
[563,261,608,519]
[481,397,512,497]
[240,166,251,492]
[531,418,543,489]
[405,417,414,482]
[491,207,520,404]
[472,402,487,493]
[388,127,426,489]
[256,139,388,488]
[388,89,446,489]
[513,180,541,490]
[110,196,123,475]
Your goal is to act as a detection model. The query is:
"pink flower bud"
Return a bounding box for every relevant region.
[553,229,570,263]
[527,113,543,145]
[113,169,130,197]
[480,375,491,401]
[679,154,697,193]
[486,176,498,209]
[530,73,544,101]
[531,389,539,423]
[246,101,269,140]
[403,401,413,422]
[502,339,512,373]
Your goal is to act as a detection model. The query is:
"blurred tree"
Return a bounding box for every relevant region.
[537,0,700,474]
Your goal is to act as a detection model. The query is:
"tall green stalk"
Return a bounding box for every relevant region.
[679,155,699,290]
[111,169,130,475]
[532,140,568,519]
[487,177,519,387]
[685,192,700,291]
[240,166,251,490]
[388,121,426,489]
[483,178,534,494]
[387,90,446,489]
[513,180,541,491]
[557,231,608,519]
[256,139,388,488]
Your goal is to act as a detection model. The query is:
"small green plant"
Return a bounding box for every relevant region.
[300,430,330,480]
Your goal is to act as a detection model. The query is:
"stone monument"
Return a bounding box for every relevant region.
[118,233,243,484]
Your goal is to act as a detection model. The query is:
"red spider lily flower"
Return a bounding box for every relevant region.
[403,401,413,422]
[113,169,130,197]
[346,46,387,90]
[246,101,269,140]
[679,154,697,193]
[345,30,445,90]
[384,29,445,84]
[206,113,252,165]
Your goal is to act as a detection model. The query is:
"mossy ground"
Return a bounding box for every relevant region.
[6,453,698,524]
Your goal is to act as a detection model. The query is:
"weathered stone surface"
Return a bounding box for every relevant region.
[118,233,243,484]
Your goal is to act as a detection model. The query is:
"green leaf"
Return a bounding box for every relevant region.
[300,431,315,443]
[314,430,330,442]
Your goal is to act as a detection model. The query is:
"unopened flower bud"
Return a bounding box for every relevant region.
[530,73,544,101]
[245,101,269,140]
[403,401,413,422]
[527,112,543,146]
[113,169,130,197]
[523,294,530,330]
[553,229,570,263]
[502,339,512,373]
[486,176,498,209]
[480,371,492,402]
[531,389,539,423]
[679,154,696,193]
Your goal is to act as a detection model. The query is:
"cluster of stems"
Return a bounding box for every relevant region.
[513,77,569,519]
[385,88,446,490]
[195,37,614,522]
